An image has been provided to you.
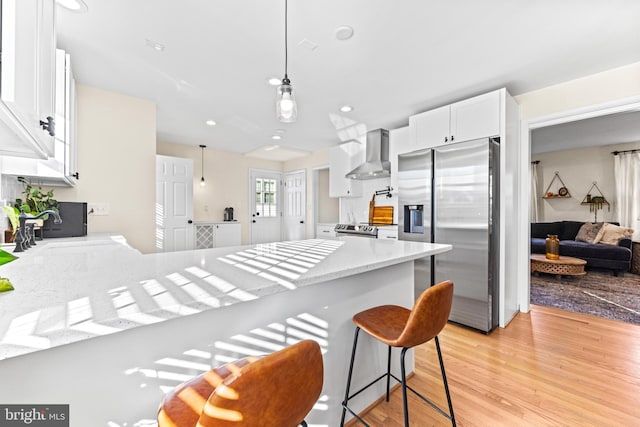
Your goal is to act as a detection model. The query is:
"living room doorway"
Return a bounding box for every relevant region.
[522,96,640,323]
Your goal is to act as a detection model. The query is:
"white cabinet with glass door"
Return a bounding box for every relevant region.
[0,0,57,159]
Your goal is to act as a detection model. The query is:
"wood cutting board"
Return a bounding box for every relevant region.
[372,206,393,225]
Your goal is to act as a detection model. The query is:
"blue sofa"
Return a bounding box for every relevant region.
[531,221,632,275]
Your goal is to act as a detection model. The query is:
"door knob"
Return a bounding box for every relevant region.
[252,220,256,223]
[188,220,193,224]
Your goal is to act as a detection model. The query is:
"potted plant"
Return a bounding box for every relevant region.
[3,206,19,243]
[12,177,59,242]
[14,176,59,220]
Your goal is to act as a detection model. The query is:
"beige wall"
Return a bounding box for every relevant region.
[317,168,339,224]
[533,141,640,223]
[55,85,157,253]
[515,61,640,119]
[283,148,330,237]
[156,141,284,244]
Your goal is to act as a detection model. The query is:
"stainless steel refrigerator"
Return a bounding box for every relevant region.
[398,138,499,332]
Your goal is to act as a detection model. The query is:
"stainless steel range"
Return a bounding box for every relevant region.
[334,224,378,238]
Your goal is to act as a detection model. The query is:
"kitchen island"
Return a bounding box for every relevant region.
[0,235,451,426]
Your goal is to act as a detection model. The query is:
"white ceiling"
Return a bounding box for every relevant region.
[531,110,640,154]
[56,1,640,160]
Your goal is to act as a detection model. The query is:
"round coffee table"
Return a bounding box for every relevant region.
[530,254,587,280]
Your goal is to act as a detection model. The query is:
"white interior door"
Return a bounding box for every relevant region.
[156,155,194,252]
[283,170,306,241]
[250,169,282,244]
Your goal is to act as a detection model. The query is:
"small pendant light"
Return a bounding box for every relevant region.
[276,0,297,123]
[199,144,206,187]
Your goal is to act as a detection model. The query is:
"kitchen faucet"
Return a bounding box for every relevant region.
[13,210,62,253]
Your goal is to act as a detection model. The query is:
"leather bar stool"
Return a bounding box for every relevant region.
[340,280,456,427]
[158,339,323,427]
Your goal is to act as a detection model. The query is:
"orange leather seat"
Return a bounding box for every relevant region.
[158,339,323,427]
[340,280,456,426]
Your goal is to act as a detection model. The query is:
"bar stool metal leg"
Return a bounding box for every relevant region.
[386,345,392,401]
[340,327,362,427]
[400,347,410,427]
[435,336,456,426]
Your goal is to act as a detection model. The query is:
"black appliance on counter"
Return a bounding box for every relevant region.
[223,207,234,221]
[42,202,87,238]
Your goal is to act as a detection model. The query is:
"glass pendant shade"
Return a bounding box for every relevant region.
[276,78,297,123]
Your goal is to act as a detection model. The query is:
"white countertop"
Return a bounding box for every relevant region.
[0,234,450,360]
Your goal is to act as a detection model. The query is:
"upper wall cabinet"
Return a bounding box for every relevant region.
[0,0,57,159]
[409,90,501,149]
[329,141,363,198]
[1,49,78,186]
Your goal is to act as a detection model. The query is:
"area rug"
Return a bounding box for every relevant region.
[530,269,640,325]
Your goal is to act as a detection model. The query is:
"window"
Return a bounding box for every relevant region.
[255,178,278,217]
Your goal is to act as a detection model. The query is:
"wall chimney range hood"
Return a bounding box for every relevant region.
[345,128,390,180]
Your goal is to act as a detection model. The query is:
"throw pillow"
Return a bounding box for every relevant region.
[575,222,604,243]
[598,223,634,245]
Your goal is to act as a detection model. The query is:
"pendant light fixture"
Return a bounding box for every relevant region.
[199,145,206,187]
[276,0,297,123]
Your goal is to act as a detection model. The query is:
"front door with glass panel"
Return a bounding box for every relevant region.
[250,170,282,244]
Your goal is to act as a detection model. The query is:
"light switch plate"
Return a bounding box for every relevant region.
[88,203,110,216]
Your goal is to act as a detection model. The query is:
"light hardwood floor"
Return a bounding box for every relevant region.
[355,305,640,426]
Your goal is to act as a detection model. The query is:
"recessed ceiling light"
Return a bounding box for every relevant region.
[271,135,282,140]
[145,39,165,52]
[335,26,354,41]
[56,0,88,12]
[275,128,286,134]
[340,105,353,113]
[205,120,216,126]
[268,77,282,86]
[265,145,280,151]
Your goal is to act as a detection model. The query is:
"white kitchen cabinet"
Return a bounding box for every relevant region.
[195,222,241,249]
[389,126,410,198]
[409,90,501,149]
[1,49,78,186]
[329,141,363,197]
[409,105,450,149]
[450,90,501,142]
[0,0,57,159]
[316,223,337,239]
[377,226,398,240]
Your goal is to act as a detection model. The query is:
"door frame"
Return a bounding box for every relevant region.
[248,168,283,243]
[517,94,640,313]
[312,165,330,234]
[283,168,307,241]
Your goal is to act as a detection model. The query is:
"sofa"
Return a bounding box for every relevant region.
[531,221,633,275]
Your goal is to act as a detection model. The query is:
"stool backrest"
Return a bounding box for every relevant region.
[197,339,323,427]
[396,280,454,349]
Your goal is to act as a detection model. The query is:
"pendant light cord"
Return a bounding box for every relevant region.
[284,0,288,79]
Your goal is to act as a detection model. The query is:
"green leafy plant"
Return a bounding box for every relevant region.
[2,206,19,234]
[14,176,58,219]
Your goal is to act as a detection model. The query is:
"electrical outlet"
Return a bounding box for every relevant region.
[88,203,110,216]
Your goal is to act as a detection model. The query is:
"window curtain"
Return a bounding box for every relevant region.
[530,161,540,223]
[613,151,640,241]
